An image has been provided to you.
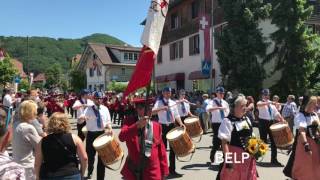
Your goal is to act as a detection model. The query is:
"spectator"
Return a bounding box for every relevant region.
[35,112,88,179]
[12,100,41,179]
[282,95,297,133]
[0,108,25,179]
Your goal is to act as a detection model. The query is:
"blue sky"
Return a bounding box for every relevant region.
[0,0,150,46]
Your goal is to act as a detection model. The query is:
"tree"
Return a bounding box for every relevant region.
[107,81,128,92]
[45,63,63,89]
[217,0,271,96]
[18,79,30,91]
[69,69,86,93]
[265,0,320,97]
[0,58,17,87]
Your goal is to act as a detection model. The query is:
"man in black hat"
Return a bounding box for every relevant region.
[152,87,184,177]
[206,86,230,163]
[84,91,113,179]
[119,98,169,180]
[72,89,92,141]
[257,89,285,166]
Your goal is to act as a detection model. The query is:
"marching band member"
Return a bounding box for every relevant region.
[217,94,257,180]
[84,91,113,180]
[206,86,230,163]
[119,98,169,180]
[256,89,284,166]
[283,96,320,180]
[152,87,184,177]
[176,89,194,123]
[72,89,92,141]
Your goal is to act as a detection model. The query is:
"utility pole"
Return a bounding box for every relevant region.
[210,0,215,94]
[27,36,29,74]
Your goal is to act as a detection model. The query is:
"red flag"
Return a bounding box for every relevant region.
[124,0,169,97]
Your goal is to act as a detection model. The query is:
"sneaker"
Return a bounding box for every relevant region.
[86,173,92,179]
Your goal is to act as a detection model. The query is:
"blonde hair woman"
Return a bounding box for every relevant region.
[35,112,87,180]
[284,96,320,180]
[12,100,41,180]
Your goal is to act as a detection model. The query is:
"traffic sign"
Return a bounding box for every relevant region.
[201,60,211,76]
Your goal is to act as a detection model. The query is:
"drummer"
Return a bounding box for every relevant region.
[84,91,113,180]
[119,98,169,180]
[217,94,257,180]
[256,89,284,166]
[176,89,194,123]
[152,87,184,177]
[283,96,320,180]
[206,86,230,163]
[72,89,93,141]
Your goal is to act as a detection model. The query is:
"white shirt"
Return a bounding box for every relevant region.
[176,99,191,117]
[84,104,111,132]
[257,100,280,120]
[294,112,320,129]
[218,116,252,142]
[73,99,94,124]
[3,94,13,108]
[206,98,230,123]
[152,98,180,125]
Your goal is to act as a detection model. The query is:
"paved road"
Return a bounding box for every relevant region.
[70,117,290,180]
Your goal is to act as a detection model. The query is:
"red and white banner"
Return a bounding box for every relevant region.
[199,14,211,62]
[124,0,169,97]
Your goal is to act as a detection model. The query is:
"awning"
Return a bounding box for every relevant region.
[188,69,215,80]
[155,73,185,83]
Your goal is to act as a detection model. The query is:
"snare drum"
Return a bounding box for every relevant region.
[166,127,195,157]
[184,117,203,138]
[270,123,294,148]
[93,133,124,166]
[81,126,88,137]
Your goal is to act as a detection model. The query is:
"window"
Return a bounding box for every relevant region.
[88,85,92,91]
[134,53,138,60]
[121,68,125,75]
[97,67,102,76]
[189,34,200,55]
[191,1,199,19]
[124,53,128,60]
[93,54,98,60]
[171,13,180,29]
[129,53,133,60]
[99,84,104,91]
[89,68,94,77]
[170,40,183,60]
[157,47,163,64]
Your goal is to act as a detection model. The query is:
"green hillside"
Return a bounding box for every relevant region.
[0,33,126,74]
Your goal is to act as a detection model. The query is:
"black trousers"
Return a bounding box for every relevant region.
[259,119,277,161]
[161,123,176,172]
[210,123,221,162]
[86,131,105,180]
[77,122,86,141]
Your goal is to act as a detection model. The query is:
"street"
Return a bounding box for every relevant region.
[69,118,290,180]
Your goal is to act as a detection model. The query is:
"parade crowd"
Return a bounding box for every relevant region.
[0,86,319,180]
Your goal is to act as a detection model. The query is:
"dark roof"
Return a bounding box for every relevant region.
[87,43,141,66]
[33,73,46,82]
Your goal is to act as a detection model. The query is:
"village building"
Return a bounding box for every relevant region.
[155,0,320,92]
[76,43,140,91]
[155,0,225,92]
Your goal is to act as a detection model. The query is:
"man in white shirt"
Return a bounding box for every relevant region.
[256,89,284,166]
[84,91,112,180]
[206,86,229,163]
[2,89,15,112]
[152,87,184,177]
[176,89,194,123]
[72,89,92,141]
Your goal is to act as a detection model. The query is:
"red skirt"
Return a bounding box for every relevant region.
[292,137,320,180]
[220,145,257,180]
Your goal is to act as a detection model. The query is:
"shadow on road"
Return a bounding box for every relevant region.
[181,162,220,171]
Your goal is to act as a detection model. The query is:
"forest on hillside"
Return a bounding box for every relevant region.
[0,33,126,74]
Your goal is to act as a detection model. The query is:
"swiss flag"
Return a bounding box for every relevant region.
[124,0,169,97]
